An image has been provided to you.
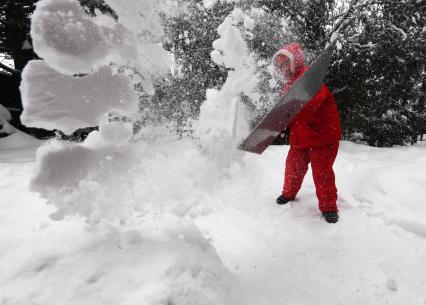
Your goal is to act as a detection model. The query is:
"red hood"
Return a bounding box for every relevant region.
[273,43,305,76]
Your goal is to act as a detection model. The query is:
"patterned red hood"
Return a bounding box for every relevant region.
[273,42,305,76]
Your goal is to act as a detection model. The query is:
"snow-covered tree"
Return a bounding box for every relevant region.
[330,0,426,146]
[0,0,38,72]
[142,0,232,133]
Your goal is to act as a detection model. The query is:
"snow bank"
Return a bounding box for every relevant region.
[0,130,41,150]
[336,142,426,239]
[0,130,43,163]
[24,134,265,304]
[0,104,16,136]
[0,207,256,305]
[194,8,259,165]
[20,61,138,134]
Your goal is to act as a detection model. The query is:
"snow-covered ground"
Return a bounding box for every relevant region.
[1,133,425,305]
[3,1,425,304]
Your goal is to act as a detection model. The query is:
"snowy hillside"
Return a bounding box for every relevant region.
[1,133,425,305]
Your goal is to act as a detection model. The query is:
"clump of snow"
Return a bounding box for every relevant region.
[31,136,142,221]
[102,0,165,38]
[30,0,137,75]
[243,16,255,31]
[249,7,265,18]
[102,0,176,86]
[31,133,238,223]
[20,61,138,134]
[210,49,224,66]
[29,0,173,82]
[95,120,134,146]
[194,8,260,164]
[211,8,247,69]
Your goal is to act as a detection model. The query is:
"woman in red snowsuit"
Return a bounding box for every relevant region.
[273,43,341,223]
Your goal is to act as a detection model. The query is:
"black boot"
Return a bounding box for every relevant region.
[276,195,294,205]
[322,211,339,223]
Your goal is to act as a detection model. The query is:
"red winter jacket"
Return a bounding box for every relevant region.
[274,43,341,148]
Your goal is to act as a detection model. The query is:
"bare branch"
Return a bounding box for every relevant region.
[0,61,19,74]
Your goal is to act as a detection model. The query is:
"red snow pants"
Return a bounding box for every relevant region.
[282,143,339,212]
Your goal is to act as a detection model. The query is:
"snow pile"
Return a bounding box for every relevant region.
[336,142,426,238]
[0,211,255,305]
[24,134,266,304]
[194,8,259,164]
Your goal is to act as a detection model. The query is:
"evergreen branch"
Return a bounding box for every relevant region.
[329,0,362,35]
[322,0,383,45]
[280,6,305,27]
[330,0,380,21]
